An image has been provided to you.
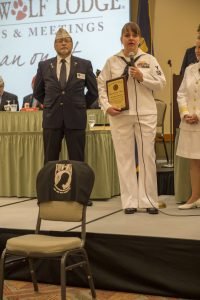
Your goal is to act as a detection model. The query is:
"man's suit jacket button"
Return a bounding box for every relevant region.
[60,102,63,106]
[62,91,65,95]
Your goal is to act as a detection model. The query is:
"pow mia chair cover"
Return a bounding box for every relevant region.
[36,160,95,205]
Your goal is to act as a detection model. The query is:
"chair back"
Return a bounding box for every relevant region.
[39,201,84,222]
[36,160,95,206]
[155,99,167,131]
[36,160,95,236]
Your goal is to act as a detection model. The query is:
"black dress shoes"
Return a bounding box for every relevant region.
[87,200,93,206]
[124,208,137,214]
[146,207,159,214]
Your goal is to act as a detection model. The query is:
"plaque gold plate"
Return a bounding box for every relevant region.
[106,76,129,110]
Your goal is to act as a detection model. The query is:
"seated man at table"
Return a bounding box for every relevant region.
[0,76,19,111]
[22,76,43,109]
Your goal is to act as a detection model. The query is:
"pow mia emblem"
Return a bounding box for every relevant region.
[155,66,162,75]
[54,163,72,194]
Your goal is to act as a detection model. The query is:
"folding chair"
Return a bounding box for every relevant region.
[155,99,169,163]
[0,160,96,300]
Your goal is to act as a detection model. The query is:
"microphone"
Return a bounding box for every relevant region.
[129,52,135,67]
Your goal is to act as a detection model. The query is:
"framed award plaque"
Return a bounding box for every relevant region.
[106,76,129,110]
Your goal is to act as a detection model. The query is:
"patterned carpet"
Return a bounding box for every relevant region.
[3,280,185,300]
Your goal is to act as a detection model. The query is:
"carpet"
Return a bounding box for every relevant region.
[3,280,185,300]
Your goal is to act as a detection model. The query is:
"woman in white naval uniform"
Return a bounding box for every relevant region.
[98,22,166,214]
[177,37,200,210]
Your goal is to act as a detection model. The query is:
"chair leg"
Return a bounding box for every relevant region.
[0,249,7,300]
[162,138,169,163]
[60,253,68,300]
[28,258,38,292]
[82,249,96,299]
[155,142,158,162]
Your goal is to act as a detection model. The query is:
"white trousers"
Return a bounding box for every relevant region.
[110,114,158,209]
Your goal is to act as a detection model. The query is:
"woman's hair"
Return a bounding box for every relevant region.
[121,22,141,38]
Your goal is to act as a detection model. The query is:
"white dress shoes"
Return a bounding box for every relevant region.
[178,199,200,210]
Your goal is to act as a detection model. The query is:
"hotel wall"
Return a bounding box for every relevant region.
[132,0,200,133]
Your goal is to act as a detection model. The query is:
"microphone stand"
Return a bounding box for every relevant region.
[163,59,174,168]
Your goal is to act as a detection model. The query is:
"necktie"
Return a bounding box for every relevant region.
[59,59,66,89]
[121,63,130,80]
[119,56,131,80]
[120,54,144,79]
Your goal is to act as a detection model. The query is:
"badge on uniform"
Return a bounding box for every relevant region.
[77,73,85,79]
[137,61,150,68]
[155,66,162,75]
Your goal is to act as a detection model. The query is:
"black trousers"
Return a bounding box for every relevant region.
[43,127,85,164]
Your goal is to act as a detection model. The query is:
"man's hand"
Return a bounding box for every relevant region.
[184,114,199,124]
[106,107,122,116]
[129,67,143,82]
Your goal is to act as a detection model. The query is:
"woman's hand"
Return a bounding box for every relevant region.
[184,114,199,124]
[129,67,143,82]
[106,107,122,116]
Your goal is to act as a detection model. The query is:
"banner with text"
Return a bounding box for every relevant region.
[0,0,130,105]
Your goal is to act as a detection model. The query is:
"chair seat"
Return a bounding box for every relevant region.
[6,234,81,255]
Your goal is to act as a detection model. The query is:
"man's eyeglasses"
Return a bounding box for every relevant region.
[55,38,72,44]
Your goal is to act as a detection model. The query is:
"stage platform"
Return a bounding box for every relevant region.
[0,195,200,299]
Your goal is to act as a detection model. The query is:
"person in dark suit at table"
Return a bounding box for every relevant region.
[22,76,43,109]
[0,76,19,111]
[180,24,200,76]
[33,28,98,163]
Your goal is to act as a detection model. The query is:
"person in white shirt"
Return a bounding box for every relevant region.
[177,37,200,210]
[0,76,19,111]
[98,22,166,214]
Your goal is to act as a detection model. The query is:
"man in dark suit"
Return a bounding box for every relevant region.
[22,76,43,109]
[180,24,200,75]
[33,28,98,164]
[0,76,19,111]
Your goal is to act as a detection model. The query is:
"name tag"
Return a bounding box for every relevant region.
[77,73,85,79]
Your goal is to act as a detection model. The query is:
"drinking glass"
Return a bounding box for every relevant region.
[10,104,17,112]
[88,114,96,129]
[5,100,11,111]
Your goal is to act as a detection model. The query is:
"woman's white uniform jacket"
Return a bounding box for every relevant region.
[98,48,166,114]
[177,61,200,131]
